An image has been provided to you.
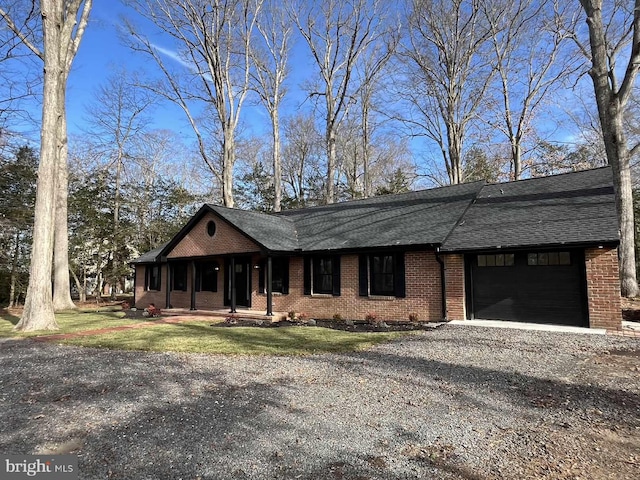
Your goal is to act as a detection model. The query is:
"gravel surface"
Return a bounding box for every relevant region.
[0,325,639,480]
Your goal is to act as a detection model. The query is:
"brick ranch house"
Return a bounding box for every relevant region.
[131,166,622,330]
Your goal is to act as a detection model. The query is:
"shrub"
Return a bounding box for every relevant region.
[288,310,297,321]
[332,313,343,322]
[298,312,308,322]
[365,312,378,325]
[409,312,419,323]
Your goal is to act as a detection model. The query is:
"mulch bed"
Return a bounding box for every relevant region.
[219,318,443,332]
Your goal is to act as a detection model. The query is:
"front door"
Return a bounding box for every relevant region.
[224,257,252,307]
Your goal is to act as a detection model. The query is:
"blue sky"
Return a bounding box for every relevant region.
[62,1,313,141]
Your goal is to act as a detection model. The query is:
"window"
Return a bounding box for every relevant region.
[359,252,406,298]
[528,252,571,266]
[171,263,188,291]
[313,256,334,294]
[196,262,218,292]
[145,265,161,291]
[206,220,216,237]
[477,254,514,267]
[258,258,289,294]
[370,255,395,296]
[303,255,340,296]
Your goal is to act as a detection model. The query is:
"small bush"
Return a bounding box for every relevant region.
[332,313,343,322]
[288,310,297,321]
[409,312,419,323]
[298,312,308,322]
[365,312,378,325]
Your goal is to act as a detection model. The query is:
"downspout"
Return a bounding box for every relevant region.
[435,248,447,321]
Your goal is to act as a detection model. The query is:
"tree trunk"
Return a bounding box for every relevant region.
[15,0,62,331]
[111,151,123,299]
[512,139,522,180]
[70,269,85,303]
[222,130,235,207]
[53,99,76,311]
[580,0,639,298]
[604,102,638,297]
[272,111,282,212]
[326,124,337,204]
[8,231,20,308]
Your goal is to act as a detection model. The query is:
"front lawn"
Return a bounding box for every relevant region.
[0,310,145,338]
[0,310,405,354]
[58,321,405,355]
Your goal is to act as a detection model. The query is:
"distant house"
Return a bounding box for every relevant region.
[131,167,622,330]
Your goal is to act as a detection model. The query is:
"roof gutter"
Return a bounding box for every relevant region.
[435,247,447,321]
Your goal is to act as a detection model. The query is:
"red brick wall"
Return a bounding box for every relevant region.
[254,251,444,322]
[444,254,465,320]
[136,250,447,322]
[134,264,167,309]
[168,212,260,258]
[585,247,622,330]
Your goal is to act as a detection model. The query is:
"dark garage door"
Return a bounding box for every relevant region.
[469,250,588,327]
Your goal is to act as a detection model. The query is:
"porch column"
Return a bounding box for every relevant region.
[266,256,273,316]
[230,257,237,313]
[190,261,196,311]
[165,263,171,309]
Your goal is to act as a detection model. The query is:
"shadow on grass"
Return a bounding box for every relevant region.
[0,310,20,326]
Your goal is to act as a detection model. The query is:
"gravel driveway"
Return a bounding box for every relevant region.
[1,325,638,480]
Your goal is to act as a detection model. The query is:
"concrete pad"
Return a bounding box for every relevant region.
[448,319,607,335]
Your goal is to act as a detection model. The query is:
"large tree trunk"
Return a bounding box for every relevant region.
[580,0,639,298]
[602,101,638,297]
[53,99,76,311]
[16,1,62,331]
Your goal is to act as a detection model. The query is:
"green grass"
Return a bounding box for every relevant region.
[1,310,407,355]
[0,310,146,338]
[58,322,405,355]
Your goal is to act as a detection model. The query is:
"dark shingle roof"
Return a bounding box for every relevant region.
[130,243,167,264]
[277,181,484,251]
[441,166,618,251]
[208,205,298,251]
[131,166,618,263]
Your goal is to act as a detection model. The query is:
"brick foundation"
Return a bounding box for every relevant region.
[585,247,622,330]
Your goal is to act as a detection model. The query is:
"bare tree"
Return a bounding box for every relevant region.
[482,0,578,179]
[281,112,325,207]
[0,0,92,330]
[574,0,640,298]
[83,69,154,297]
[400,0,494,185]
[127,0,263,207]
[251,0,290,212]
[291,0,392,203]
[0,2,41,134]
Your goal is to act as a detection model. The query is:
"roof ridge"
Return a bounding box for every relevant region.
[275,180,486,217]
[485,165,611,187]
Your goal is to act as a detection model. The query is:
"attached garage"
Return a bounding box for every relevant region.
[466,250,588,326]
[441,167,621,328]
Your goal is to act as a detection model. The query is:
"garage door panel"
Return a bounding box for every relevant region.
[470,250,587,327]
